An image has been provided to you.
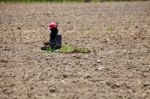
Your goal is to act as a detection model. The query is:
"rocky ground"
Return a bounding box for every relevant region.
[0,1,150,99]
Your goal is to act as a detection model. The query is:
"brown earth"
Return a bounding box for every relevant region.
[0,2,150,99]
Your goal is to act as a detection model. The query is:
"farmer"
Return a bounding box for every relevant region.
[48,22,62,50]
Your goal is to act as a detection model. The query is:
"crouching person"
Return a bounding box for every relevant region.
[49,22,62,50]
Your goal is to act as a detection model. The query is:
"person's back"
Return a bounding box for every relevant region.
[49,22,62,49]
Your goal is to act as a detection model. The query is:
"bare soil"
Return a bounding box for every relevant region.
[0,2,150,99]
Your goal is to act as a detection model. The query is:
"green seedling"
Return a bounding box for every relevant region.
[107,26,113,32]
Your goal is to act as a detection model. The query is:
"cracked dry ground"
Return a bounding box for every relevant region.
[0,2,150,99]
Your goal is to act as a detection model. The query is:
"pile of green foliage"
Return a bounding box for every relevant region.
[44,45,91,54]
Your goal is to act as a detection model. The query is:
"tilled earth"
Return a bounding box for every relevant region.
[0,2,150,99]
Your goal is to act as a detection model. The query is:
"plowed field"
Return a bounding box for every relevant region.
[0,2,150,99]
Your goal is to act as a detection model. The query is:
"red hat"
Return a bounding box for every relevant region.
[49,22,57,30]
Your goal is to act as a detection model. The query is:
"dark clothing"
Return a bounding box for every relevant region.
[50,28,58,40]
[49,28,62,49]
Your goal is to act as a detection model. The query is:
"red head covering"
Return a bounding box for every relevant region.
[48,22,57,30]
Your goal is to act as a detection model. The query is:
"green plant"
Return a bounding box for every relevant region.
[107,26,113,32]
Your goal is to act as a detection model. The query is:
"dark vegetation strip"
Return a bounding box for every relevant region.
[0,0,148,3]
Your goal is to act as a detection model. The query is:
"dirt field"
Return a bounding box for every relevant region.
[0,1,150,99]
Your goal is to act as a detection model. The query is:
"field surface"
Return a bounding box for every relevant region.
[0,2,150,99]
